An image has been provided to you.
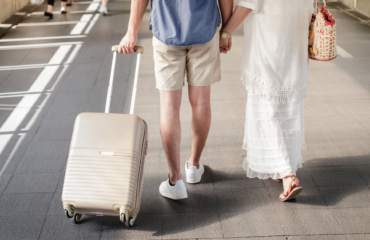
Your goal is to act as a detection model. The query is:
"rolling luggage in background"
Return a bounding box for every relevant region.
[62,46,148,227]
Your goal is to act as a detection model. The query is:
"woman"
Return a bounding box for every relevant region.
[220,0,313,201]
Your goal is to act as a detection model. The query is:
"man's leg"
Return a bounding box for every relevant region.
[187,85,211,168]
[160,89,182,184]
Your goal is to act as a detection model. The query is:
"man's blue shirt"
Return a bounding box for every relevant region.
[150,0,221,47]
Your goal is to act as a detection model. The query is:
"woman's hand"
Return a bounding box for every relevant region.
[118,32,138,54]
[219,36,232,54]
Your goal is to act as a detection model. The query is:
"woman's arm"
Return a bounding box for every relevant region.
[222,6,252,35]
[219,0,234,26]
[220,6,252,52]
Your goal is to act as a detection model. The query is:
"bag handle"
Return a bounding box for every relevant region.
[111,45,144,54]
[105,45,144,114]
[315,0,327,14]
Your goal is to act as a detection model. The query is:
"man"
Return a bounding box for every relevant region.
[118,0,233,200]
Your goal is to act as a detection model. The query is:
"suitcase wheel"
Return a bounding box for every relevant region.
[72,213,82,224]
[126,217,133,227]
[65,209,73,219]
[64,204,75,218]
[120,213,133,227]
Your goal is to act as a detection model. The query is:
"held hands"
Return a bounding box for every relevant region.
[219,36,232,54]
[118,32,138,54]
[120,31,232,54]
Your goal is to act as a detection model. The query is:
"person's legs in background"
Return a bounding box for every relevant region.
[100,0,108,15]
[61,0,67,14]
[44,0,67,18]
[44,0,55,18]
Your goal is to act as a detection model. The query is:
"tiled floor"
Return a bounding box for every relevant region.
[0,1,369,239]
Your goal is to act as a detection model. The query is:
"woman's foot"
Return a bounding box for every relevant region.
[279,174,303,202]
[61,7,67,14]
[44,11,53,19]
[66,1,72,6]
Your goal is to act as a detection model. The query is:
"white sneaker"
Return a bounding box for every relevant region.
[100,6,108,15]
[159,178,188,200]
[185,160,204,183]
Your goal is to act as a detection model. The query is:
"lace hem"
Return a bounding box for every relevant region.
[241,69,307,104]
[242,155,304,179]
[243,137,307,150]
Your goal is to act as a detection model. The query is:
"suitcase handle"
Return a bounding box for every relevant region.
[105,45,144,114]
[111,45,144,54]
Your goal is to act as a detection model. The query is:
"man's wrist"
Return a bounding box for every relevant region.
[220,30,231,39]
[127,26,138,36]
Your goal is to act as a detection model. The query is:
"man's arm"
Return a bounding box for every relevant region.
[118,0,149,54]
[218,0,234,53]
[219,0,233,26]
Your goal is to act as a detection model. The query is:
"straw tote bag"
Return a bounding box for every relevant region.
[309,0,337,61]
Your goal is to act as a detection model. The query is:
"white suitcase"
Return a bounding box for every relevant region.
[62,46,148,227]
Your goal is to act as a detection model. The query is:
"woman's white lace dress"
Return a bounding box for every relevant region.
[237,0,313,179]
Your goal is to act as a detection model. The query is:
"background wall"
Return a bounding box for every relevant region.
[338,0,370,16]
[339,0,356,8]
[0,0,31,23]
[356,0,370,16]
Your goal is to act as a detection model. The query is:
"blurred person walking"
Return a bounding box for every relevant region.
[44,0,68,18]
[220,0,313,201]
[118,0,233,200]
[100,0,108,15]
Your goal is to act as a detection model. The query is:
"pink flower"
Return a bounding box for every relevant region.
[321,6,335,26]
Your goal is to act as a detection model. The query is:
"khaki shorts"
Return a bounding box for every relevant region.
[152,30,221,91]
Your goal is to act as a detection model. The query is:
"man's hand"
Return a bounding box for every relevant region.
[118,32,138,54]
[219,36,232,54]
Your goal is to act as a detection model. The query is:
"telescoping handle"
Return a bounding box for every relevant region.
[105,45,144,114]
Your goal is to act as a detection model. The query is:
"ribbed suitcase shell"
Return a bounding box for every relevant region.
[62,112,148,221]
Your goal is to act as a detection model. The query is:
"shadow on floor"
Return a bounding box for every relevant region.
[64,155,369,237]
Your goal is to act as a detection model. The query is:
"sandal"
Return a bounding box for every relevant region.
[279,174,303,202]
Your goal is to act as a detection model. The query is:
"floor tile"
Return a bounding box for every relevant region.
[215,187,275,212]
[319,186,370,208]
[333,208,370,234]
[0,214,46,240]
[4,173,60,193]
[160,212,223,239]
[276,208,344,235]
[99,214,161,240]
[309,166,368,187]
[0,193,53,216]
[220,209,285,238]
[39,215,102,240]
